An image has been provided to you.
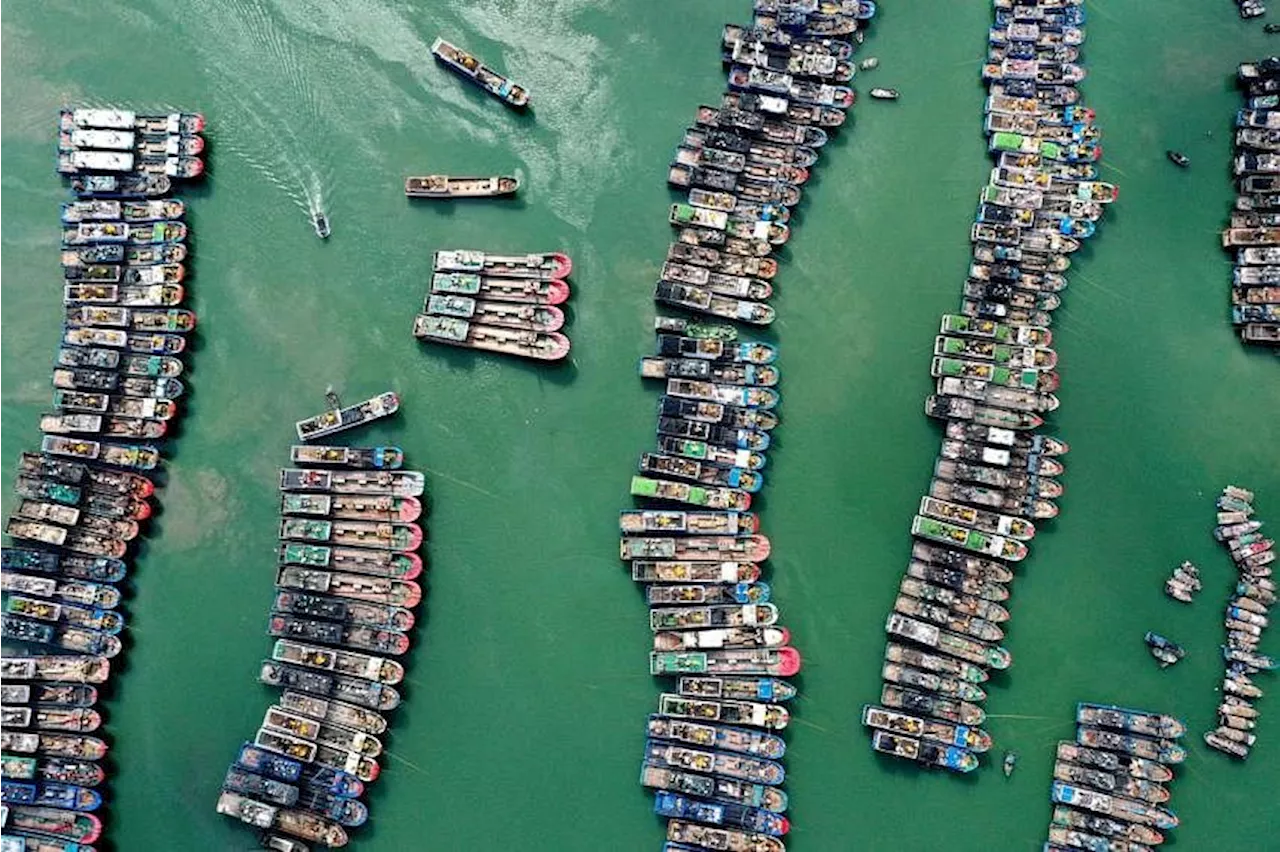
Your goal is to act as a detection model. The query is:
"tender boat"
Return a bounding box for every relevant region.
[405,175,519,197]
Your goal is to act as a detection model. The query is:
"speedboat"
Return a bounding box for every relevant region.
[1167,150,1189,168]
[312,211,331,239]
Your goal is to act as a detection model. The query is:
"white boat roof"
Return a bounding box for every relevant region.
[72,108,136,129]
[70,129,135,150]
[70,150,134,170]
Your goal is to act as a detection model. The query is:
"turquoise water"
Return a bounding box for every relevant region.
[2,1,1279,850]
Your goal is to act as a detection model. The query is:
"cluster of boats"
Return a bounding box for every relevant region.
[620,2,879,849]
[863,0,1113,773]
[0,110,206,852]
[56,108,206,181]
[654,1,873,329]
[214,443,427,850]
[1204,485,1275,760]
[413,250,573,361]
[0,655,112,849]
[1222,60,1280,347]
[1039,702,1186,852]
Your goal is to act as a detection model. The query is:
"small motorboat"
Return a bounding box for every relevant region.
[1003,750,1017,777]
[859,57,879,71]
[313,211,331,240]
[1266,23,1280,33]
[869,87,899,100]
[1145,631,1185,668]
[1167,150,1189,168]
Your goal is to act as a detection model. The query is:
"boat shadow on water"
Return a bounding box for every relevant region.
[406,194,529,215]
[414,338,579,387]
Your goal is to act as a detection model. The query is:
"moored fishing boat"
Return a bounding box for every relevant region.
[633,561,761,584]
[643,739,784,784]
[621,510,758,537]
[1,754,106,787]
[910,515,1027,561]
[3,805,102,843]
[1050,805,1165,847]
[1051,781,1178,830]
[0,680,99,707]
[1076,702,1186,739]
[641,356,779,387]
[885,613,1012,669]
[1076,726,1186,764]
[861,704,992,752]
[70,173,171,198]
[659,695,788,731]
[278,518,423,552]
[404,174,519,198]
[651,603,778,632]
[882,660,987,702]
[273,590,414,632]
[885,642,990,684]
[430,272,570,305]
[650,646,800,678]
[278,543,422,578]
[290,445,403,470]
[271,639,403,686]
[432,249,569,279]
[924,395,1044,431]
[279,690,388,736]
[655,281,776,326]
[274,567,422,608]
[1053,759,1170,804]
[215,791,349,848]
[267,613,410,656]
[262,705,384,757]
[655,790,789,837]
[880,683,986,726]
[0,731,108,760]
[622,535,771,562]
[280,493,421,523]
[642,765,787,814]
[1,616,122,658]
[631,476,751,511]
[0,655,110,684]
[279,468,424,497]
[258,661,399,712]
[413,314,571,361]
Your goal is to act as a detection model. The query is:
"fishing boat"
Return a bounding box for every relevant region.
[2,754,106,788]
[405,174,519,198]
[1076,703,1186,739]
[279,468,424,497]
[433,249,570,279]
[267,613,409,656]
[659,694,788,731]
[919,496,1034,541]
[667,242,779,280]
[279,517,422,552]
[1050,806,1165,847]
[651,603,778,632]
[56,150,135,174]
[910,515,1027,561]
[262,706,383,757]
[5,596,123,636]
[620,510,758,537]
[1054,760,1170,804]
[882,660,986,703]
[622,535,771,562]
[271,639,403,686]
[424,293,564,332]
[634,561,761,584]
[643,739,784,784]
[653,624,789,653]
[654,791,788,837]
[278,542,422,579]
[861,704,992,752]
[1077,726,1186,764]
[3,805,102,843]
[654,282,776,326]
[2,616,122,658]
[259,660,399,713]
[413,314,571,361]
[0,655,110,684]
[885,642,990,684]
[273,590,413,633]
[1051,782,1178,830]
[641,763,787,814]
[289,445,403,470]
[215,791,349,848]
[274,566,422,608]
[0,731,108,761]
[430,272,570,305]
[628,476,749,511]
[430,38,528,108]
[279,691,388,736]
[911,542,1014,581]
[1144,632,1185,668]
[880,683,986,726]
[281,493,421,524]
[70,173,171,198]
[885,613,1012,669]
[641,357,779,387]
[64,305,194,333]
[0,679,99,707]
[61,221,187,247]
[294,392,399,442]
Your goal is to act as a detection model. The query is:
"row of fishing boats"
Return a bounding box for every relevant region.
[214,443,427,850]
[625,3,878,850]
[0,112,205,852]
[1204,485,1276,761]
[56,107,206,181]
[654,3,872,330]
[412,250,573,361]
[1037,702,1186,852]
[1222,61,1280,347]
[864,0,1109,775]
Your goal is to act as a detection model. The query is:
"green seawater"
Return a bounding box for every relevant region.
[3,1,1279,849]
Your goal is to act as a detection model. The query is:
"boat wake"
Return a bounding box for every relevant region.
[149,0,335,230]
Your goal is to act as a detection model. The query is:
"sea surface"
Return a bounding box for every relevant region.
[2,1,1278,850]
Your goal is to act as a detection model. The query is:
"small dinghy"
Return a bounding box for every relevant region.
[869,87,899,100]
